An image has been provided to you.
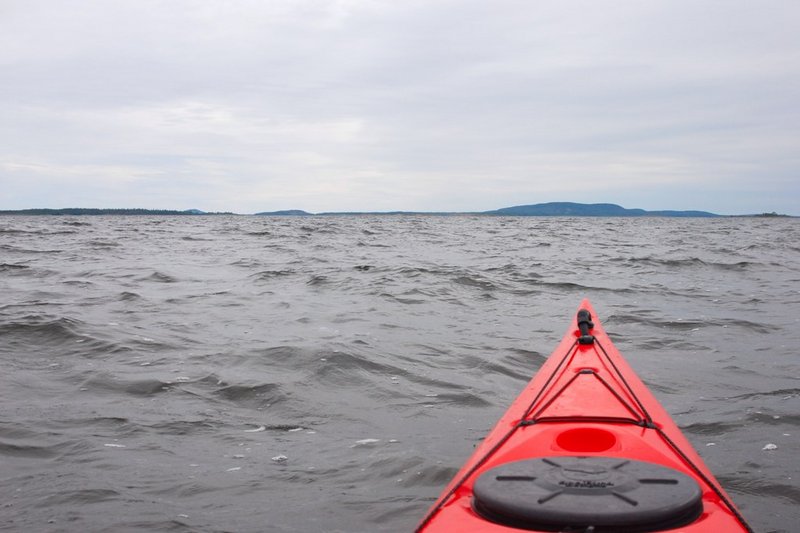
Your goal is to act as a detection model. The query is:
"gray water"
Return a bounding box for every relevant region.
[1,215,798,532]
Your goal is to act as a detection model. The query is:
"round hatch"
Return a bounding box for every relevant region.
[472,456,703,532]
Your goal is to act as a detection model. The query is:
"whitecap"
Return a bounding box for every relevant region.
[351,438,380,447]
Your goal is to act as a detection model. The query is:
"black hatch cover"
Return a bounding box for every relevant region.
[472,456,703,532]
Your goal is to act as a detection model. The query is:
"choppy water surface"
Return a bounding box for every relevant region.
[1,215,798,532]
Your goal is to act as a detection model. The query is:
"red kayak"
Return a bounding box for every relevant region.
[416,300,751,532]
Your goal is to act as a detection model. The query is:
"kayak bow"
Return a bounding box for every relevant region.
[417,299,751,532]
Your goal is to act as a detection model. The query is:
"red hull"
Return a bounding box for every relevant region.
[417,299,749,532]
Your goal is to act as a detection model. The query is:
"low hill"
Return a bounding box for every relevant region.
[0,208,213,216]
[483,202,719,217]
[254,209,313,216]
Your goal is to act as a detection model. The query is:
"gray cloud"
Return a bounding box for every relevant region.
[2,0,798,214]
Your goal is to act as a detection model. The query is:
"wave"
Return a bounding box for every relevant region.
[510,280,635,295]
[0,439,61,459]
[451,275,499,291]
[140,271,178,283]
[86,240,121,248]
[79,374,174,396]
[0,228,76,235]
[0,263,30,271]
[39,488,121,505]
[380,292,427,305]
[251,269,296,280]
[212,382,285,408]
[680,420,740,436]
[356,240,393,248]
[312,350,401,387]
[425,391,493,408]
[719,476,800,505]
[141,419,218,436]
[727,388,800,401]
[0,315,137,361]
[0,315,85,345]
[612,255,762,271]
[0,244,64,254]
[63,279,95,288]
[118,291,141,301]
[606,313,779,334]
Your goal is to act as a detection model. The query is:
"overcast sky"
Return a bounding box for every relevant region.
[2,0,798,214]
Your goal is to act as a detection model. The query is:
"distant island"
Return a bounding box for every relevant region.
[257,202,723,217]
[0,208,231,216]
[254,209,314,216]
[0,203,792,217]
[481,202,719,217]
[752,211,790,218]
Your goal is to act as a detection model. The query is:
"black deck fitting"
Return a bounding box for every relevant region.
[577,309,595,345]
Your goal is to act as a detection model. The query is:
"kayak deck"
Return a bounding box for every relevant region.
[416,299,751,532]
